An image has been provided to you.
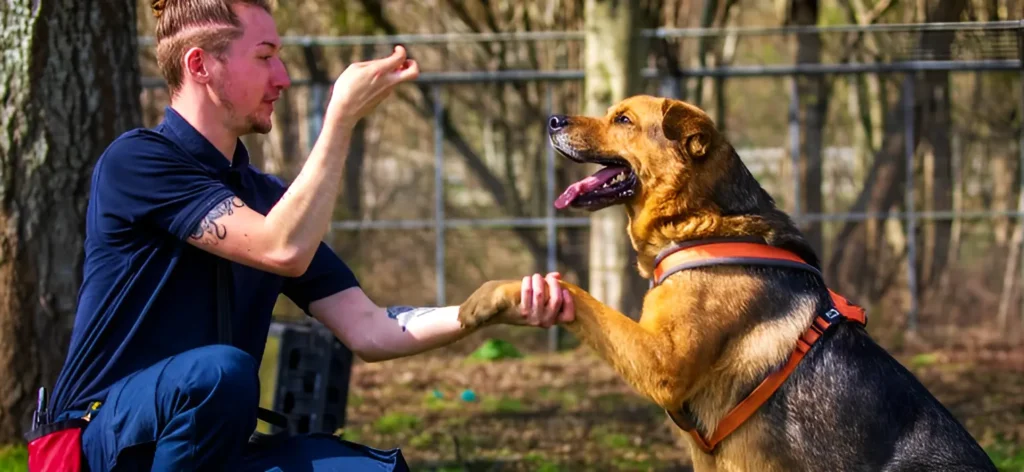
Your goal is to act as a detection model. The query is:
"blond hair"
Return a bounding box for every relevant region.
[150,0,274,94]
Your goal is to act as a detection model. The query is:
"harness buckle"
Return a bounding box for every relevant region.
[822,308,842,323]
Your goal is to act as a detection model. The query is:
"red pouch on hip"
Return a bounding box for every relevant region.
[25,418,87,472]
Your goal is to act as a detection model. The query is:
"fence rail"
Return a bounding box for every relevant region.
[139,21,1024,350]
[137,20,1024,46]
[139,59,1022,89]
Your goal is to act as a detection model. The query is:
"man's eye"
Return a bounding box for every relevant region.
[614,114,632,125]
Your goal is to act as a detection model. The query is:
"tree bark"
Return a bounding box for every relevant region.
[917,0,967,290]
[0,0,141,443]
[583,0,651,317]
[826,77,916,304]
[789,0,828,257]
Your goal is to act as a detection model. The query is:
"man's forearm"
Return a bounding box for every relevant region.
[263,122,352,265]
[354,305,475,362]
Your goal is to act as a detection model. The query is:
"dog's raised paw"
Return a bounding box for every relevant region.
[458,279,521,329]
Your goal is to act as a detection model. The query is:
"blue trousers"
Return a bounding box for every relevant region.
[66,344,408,471]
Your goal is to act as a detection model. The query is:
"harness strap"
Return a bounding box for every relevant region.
[214,257,290,432]
[216,258,233,346]
[653,240,867,454]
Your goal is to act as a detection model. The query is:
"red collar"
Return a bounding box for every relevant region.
[652,239,867,453]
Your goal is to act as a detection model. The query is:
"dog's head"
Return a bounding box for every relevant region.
[549,95,816,272]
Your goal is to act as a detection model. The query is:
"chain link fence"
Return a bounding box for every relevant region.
[138,20,1024,352]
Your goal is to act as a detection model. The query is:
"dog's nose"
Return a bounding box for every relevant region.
[548,114,569,132]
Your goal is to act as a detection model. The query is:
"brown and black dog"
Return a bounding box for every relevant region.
[458,95,996,471]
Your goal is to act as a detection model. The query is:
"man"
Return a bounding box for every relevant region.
[45,0,574,470]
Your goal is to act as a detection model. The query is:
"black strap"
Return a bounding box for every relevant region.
[215,257,290,432]
[216,258,233,345]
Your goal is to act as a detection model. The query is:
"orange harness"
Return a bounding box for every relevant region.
[651,240,868,454]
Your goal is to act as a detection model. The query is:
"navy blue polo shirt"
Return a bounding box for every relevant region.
[50,106,360,416]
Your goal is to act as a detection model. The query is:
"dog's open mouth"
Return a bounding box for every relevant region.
[554,159,638,211]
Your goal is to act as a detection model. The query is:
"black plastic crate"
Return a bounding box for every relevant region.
[265,320,354,435]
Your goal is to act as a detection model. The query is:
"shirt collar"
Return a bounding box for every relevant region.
[158,106,250,172]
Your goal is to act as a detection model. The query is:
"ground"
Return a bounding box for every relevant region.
[2,327,1021,471]
[334,326,1024,472]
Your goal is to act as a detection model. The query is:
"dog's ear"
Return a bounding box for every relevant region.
[661,100,711,159]
[686,132,710,158]
[661,100,688,143]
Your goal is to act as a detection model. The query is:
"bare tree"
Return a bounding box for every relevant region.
[827,0,968,324]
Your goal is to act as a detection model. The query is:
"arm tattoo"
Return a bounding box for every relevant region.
[386,305,439,332]
[189,196,246,245]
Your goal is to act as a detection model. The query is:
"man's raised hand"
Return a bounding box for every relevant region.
[326,45,420,127]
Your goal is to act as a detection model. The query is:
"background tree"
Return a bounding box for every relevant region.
[0,0,141,442]
[584,0,658,317]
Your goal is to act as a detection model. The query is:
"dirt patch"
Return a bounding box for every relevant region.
[341,334,1023,471]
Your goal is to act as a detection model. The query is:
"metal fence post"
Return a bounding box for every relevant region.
[545,83,560,352]
[303,44,327,155]
[1018,24,1024,330]
[903,74,919,333]
[433,85,446,306]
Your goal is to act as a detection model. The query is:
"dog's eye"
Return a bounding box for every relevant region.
[614,114,632,125]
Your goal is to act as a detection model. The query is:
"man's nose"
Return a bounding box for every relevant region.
[272,58,291,89]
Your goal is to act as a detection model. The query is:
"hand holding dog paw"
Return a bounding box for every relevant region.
[516,272,574,328]
[457,273,574,330]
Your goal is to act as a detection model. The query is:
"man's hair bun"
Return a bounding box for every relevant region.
[151,0,167,18]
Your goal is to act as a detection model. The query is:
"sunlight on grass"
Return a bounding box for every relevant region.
[589,425,632,450]
[256,333,280,434]
[910,352,940,368]
[373,412,421,434]
[481,395,524,413]
[0,444,27,472]
[986,437,1024,472]
[523,451,563,472]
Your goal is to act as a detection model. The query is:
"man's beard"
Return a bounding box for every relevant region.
[223,106,272,136]
[214,82,273,135]
[246,112,273,134]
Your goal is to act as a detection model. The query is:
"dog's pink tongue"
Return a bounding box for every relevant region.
[554,166,627,209]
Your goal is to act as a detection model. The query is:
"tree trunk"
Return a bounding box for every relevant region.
[583,0,650,317]
[915,0,966,293]
[826,77,916,304]
[0,0,141,443]
[789,0,828,258]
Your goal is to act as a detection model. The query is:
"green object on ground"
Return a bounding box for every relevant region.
[469,338,523,361]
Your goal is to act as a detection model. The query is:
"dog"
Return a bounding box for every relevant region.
[458,95,996,471]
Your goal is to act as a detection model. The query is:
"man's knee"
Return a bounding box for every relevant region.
[79,345,262,471]
[174,344,260,417]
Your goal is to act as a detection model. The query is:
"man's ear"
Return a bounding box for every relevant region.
[661,100,712,159]
[183,47,211,84]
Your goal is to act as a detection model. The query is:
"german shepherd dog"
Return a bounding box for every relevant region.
[458,95,996,471]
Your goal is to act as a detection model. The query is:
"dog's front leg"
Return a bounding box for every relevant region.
[459,280,712,409]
